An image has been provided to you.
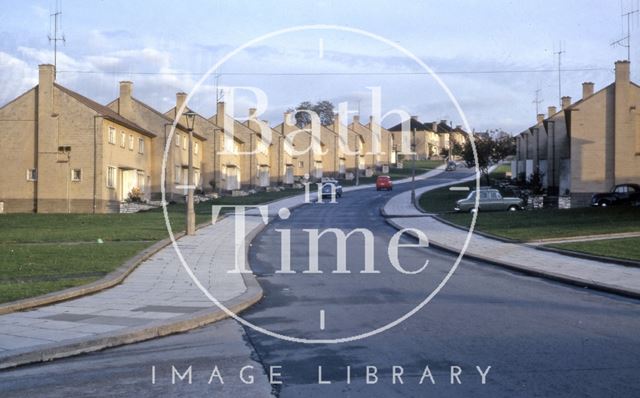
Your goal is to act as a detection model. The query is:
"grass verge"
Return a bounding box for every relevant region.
[0,187,303,304]
[547,237,640,262]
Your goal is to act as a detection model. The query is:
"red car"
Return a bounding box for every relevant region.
[376,175,393,191]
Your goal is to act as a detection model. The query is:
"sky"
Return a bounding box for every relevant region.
[0,0,639,133]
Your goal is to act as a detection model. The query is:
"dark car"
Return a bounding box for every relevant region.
[591,184,640,207]
[321,180,343,199]
[445,161,457,171]
[376,175,392,191]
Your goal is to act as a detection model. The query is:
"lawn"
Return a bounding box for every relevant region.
[441,207,640,242]
[0,187,303,304]
[548,237,640,262]
[418,173,640,245]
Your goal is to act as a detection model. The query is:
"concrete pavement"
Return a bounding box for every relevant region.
[0,166,445,369]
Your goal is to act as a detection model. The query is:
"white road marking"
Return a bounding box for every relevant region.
[320,309,325,330]
[449,186,470,191]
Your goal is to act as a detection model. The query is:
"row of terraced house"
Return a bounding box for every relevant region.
[0,64,467,213]
[514,60,640,207]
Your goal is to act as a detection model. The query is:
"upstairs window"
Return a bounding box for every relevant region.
[182,135,187,150]
[175,134,180,147]
[129,134,134,150]
[120,131,126,148]
[108,127,116,144]
[194,142,199,155]
[138,138,144,154]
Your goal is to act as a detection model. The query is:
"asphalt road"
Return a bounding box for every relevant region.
[2,169,640,397]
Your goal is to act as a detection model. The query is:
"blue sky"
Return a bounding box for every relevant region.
[0,0,638,132]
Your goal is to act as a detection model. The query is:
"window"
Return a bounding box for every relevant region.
[175,134,180,147]
[194,142,199,155]
[129,134,134,150]
[71,169,82,182]
[107,166,116,188]
[138,138,144,154]
[120,131,126,148]
[26,169,37,181]
[137,171,145,190]
[194,170,200,186]
[298,161,304,168]
[614,185,628,193]
[175,166,181,184]
[182,135,187,150]
[108,127,116,144]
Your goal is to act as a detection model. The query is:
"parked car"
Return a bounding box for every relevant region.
[591,183,640,207]
[455,188,524,212]
[321,180,343,199]
[376,175,393,191]
[445,161,457,171]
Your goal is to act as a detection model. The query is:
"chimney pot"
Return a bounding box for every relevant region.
[176,92,187,112]
[119,81,133,99]
[561,96,572,110]
[537,114,545,124]
[615,60,630,85]
[353,115,360,124]
[547,106,557,118]
[410,115,418,120]
[248,108,257,118]
[582,82,594,99]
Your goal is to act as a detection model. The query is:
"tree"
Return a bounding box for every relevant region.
[491,135,516,163]
[462,135,493,185]
[461,132,516,185]
[440,140,464,159]
[287,100,335,127]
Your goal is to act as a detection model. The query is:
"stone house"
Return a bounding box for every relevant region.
[515,61,640,206]
[107,82,206,203]
[0,64,155,213]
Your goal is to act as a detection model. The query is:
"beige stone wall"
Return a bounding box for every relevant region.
[99,119,152,204]
[0,88,37,212]
[108,91,203,202]
[570,86,615,194]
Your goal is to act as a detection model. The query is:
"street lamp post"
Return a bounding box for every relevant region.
[355,148,360,186]
[411,128,417,206]
[184,110,196,236]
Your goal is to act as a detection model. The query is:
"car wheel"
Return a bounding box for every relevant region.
[469,208,477,214]
[508,205,518,212]
[598,200,609,207]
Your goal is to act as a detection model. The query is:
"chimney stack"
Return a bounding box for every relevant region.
[353,114,360,124]
[176,92,187,112]
[410,115,418,120]
[615,60,630,85]
[38,64,55,114]
[537,114,545,124]
[248,108,257,118]
[561,96,572,110]
[119,81,133,117]
[216,102,225,126]
[582,82,594,99]
[547,106,557,118]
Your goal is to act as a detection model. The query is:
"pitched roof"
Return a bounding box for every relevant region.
[129,99,206,141]
[387,118,427,131]
[55,84,156,138]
